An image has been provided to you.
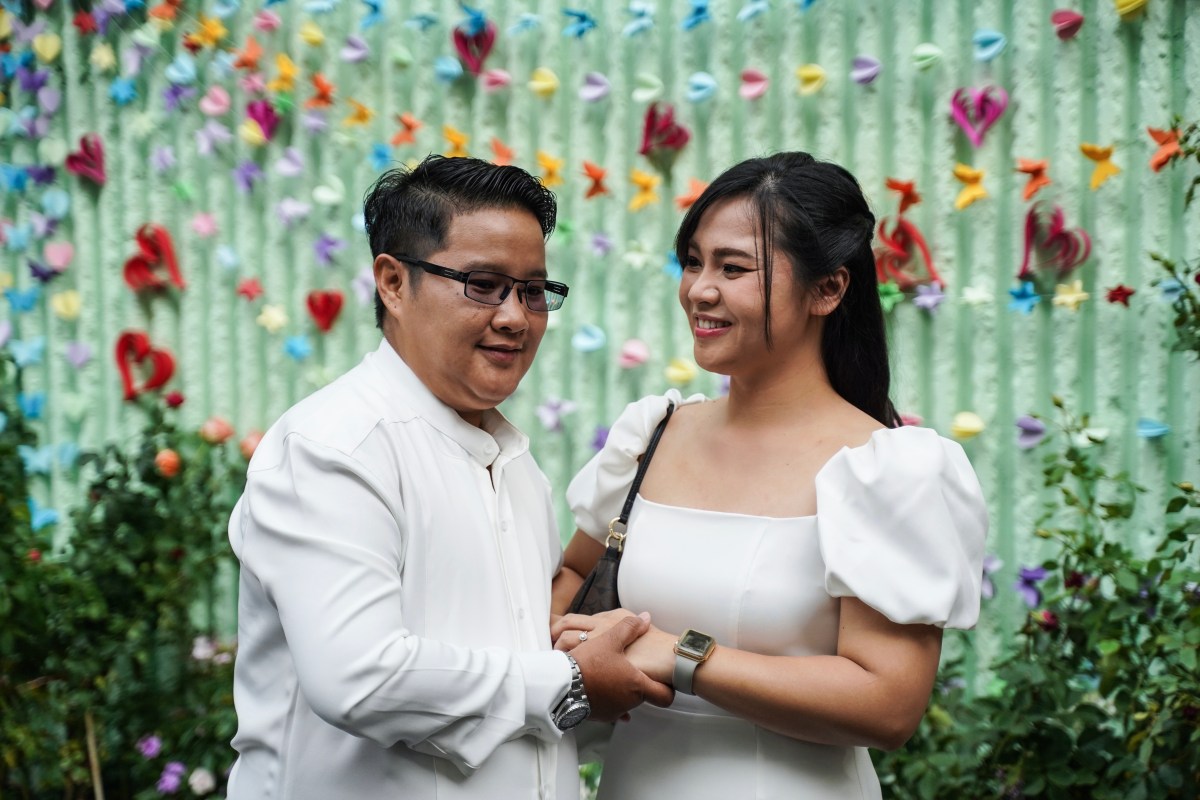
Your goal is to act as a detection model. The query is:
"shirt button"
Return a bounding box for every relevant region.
[500,521,509,531]
[517,608,526,619]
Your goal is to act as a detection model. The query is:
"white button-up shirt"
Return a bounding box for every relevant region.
[227,339,577,800]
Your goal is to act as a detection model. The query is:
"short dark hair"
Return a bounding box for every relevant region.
[674,152,899,427]
[362,154,558,328]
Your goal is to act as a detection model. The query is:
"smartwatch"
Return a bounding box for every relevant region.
[673,629,716,695]
[552,654,591,731]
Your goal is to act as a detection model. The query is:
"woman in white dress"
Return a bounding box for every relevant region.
[550,152,988,799]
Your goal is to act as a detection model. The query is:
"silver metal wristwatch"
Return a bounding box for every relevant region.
[552,654,590,731]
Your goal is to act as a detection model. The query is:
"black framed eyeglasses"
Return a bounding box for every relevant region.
[395,256,569,312]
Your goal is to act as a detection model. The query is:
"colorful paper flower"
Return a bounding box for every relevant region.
[981,554,1004,600]
[256,304,287,333]
[878,281,904,312]
[1147,127,1181,172]
[628,169,661,211]
[1016,415,1047,449]
[1106,284,1136,306]
[1008,281,1040,314]
[536,397,578,432]
[1052,280,1089,312]
[537,151,564,187]
[950,411,986,440]
[1014,566,1048,608]
[443,125,469,158]
[1016,158,1051,201]
[952,163,987,210]
[1080,143,1120,190]
[913,281,945,313]
[639,103,690,175]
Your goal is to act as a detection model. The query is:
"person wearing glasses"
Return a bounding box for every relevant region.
[227,155,672,800]
[550,152,988,799]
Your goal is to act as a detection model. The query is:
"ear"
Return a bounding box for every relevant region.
[809,266,850,317]
[373,254,408,317]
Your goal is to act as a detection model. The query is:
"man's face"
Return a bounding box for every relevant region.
[376,207,549,426]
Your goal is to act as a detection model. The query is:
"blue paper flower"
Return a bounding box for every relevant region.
[360,0,382,28]
[5,287,40,313]
[1136,418,1170,439]
[663,252,682,280]
[18,391,45,420]
[508,13,540,35]
[284,335,313,361]
[406,13,439,32]
[369,143,392,171]
[562,8,597,38]
[434,56,464,84]
[109,78,137,106]
[9,336,45,366]
[622,1,654,37]
[1008,281,1040,314]
[28,496,59,531]
[457,3,486,35]
[681,0,710,30]
[736,0,769,22]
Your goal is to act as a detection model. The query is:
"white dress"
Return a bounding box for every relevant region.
[566,391,989,800]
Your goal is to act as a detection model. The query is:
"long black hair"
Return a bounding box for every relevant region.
[362,154,557,328]
[674,152,899,427]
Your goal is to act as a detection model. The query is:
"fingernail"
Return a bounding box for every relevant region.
[638,611,651,621]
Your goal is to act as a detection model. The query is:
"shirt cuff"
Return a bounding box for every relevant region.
[516,650,573,742]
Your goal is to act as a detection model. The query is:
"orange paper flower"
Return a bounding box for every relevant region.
[1147,127,1181,172]
[1016,158,1051,201]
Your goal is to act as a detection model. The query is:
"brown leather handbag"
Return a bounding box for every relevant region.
[567,402,675,615]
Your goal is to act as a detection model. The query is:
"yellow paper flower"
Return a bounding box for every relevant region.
[664,358,698,385]
[50,290,82,321]
[238,119,267,146]
[185,14,227,49]
[1113,0,1148,20]
[90,43,117,73]
[443,125,469,158]
[952,164,987,210]
[1080,143,1121,190]
[256,304,288,334]
[32,33,62,64]
[537,151,564,187]
[795,64,826,95]
[528,67,559,98]
[950,411,986,440]
[0,9,11,40]
[629,169,661,212]
[342,99,373,127]
[1052,280,1089,312]
[0,272,13,290]
[299,21,324,47]
[267,54,298,94]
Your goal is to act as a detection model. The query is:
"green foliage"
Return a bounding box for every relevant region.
[0,365,246,799]
[875,404,1200,799]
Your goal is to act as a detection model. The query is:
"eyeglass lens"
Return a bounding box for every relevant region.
[465,272,562,312]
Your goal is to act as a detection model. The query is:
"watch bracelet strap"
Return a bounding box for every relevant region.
[564,653,586,701]
[673,653,699,695]
[616,402,676,526]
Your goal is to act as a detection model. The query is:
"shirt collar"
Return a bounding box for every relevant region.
[366,339,530,466]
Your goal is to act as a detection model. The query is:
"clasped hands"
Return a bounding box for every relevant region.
[549,609,678,721]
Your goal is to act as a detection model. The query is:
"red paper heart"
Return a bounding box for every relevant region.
[307,290,344,333]
[1018,203,1092,281]
[123,224,185,292]
[874,217,942,291]
[452,20,496,76]
[114,330,176,401]
[64,133,107,186]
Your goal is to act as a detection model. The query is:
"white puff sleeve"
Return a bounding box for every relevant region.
[815,426,989,630]
[566,390,707,542]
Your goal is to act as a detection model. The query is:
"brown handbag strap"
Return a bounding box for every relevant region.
[618,401,676,525]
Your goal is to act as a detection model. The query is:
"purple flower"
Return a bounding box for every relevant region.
[591,425,610,451]
[301,110,329,136]
[313,233,345,266]
[913,281,945,313]
[16,66,49,94]
[536,397,577,432]
[1016,415,1046,449]
[276,198,312,228]
[26,165,56,185]
[150,146,176,174]
[137,734,162,758]
[232,160,263,194]
[1014,566,1047,608]
[195,120,233,156]
[352,267,376,306]
[157,770,182,794]
[981,553,1003,600]
[64,341,93,368]
[162,84,195,113]
[590,232,613,257]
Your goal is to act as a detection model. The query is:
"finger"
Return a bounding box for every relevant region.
[638,676,676,709]
[606,614,650,649]
[550,614,593,639]
[553,635,576,652]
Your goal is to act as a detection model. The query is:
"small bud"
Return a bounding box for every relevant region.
[27,548,41,563]
[154,449,181,478]
[1051,395,1064,409]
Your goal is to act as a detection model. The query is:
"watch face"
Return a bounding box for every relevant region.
[678,629,714,658]
[556,701,590,730]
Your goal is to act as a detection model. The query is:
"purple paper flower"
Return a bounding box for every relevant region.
[274,147,304,178]
[16,66,49,94]
[276,198,312,228]
[136,734,162,758]
[162,84,195,113]
[122,43,154,78]
[195,120,233,156]
[27,165,56,185]
[536,398,577,432]
[1014,566,1047,608]
[232,160,263,194]
[981,553,1003,600]
[590,232,613,257]
[301,110,329,135]
[591,425,610,451]
[313,233,345,266]
[1015,415,1046,449]
[150,146,176,174]
[352,267,376,306]
[913,281,945,313]
[64,341,92,368]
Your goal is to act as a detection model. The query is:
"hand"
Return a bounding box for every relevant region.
[571,613,675,721]
[551,609,639,652]
[625,624,677,686]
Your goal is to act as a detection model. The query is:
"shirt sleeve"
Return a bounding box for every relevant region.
[566,390,707,542]
[236,432,571,774]
[814,427,990,630]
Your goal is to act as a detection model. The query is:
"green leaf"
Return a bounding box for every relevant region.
[1098,639,1121,656]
